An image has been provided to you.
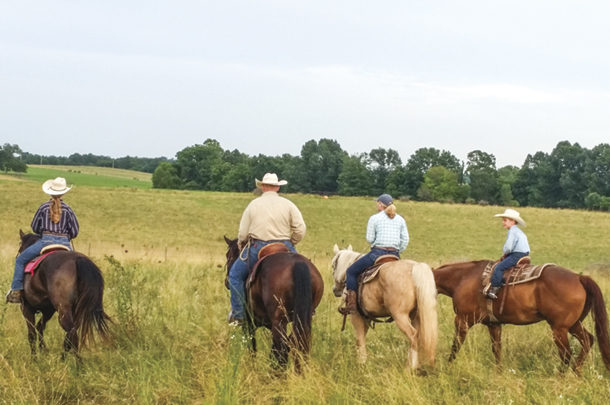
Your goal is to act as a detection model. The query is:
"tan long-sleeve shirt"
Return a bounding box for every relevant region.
[237,191,306,246]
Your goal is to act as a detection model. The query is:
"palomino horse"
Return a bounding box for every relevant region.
[433,260,610,372]
[18,231,111,358]
[224,237,324,371]
[331,245,438,370]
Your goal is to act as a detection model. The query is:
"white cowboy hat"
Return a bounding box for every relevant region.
[42,177,72,196]
[494,208,526,226]
[255,173,288,188]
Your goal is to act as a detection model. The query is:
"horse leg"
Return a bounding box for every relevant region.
[551,326,572,370]
[36,308,56,351]
[487,324,502,368]
[449,316,472,362]
[58,308,79,359]
[394,312,419,370]
[270,318,289,369]
[350,314,369,363]
[21,304,37,355]
[569,321,594,374]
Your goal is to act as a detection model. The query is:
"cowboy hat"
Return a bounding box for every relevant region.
[42,177,72,196]
[494,208,526,226]
[255,173,288,188]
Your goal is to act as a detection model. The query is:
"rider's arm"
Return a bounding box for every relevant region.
[289,204,306,245]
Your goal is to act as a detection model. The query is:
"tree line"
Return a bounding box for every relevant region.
[0,144,169,173]
[2,139,609,211]
[151,138,610,211]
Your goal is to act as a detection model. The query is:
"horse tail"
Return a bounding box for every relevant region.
[580,275,610,370]
[75,257,111,347]
[292,261,313,354]
[411,262,438,367]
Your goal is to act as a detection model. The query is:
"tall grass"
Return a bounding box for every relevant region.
[0,171,609,403]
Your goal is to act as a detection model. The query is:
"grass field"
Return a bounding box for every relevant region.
[0,167,609,404]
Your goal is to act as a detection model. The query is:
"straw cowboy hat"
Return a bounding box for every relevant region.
[494,208,526,226]
[42,177,72,196]
[255,173,288,188]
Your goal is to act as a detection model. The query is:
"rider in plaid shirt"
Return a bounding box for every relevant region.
[339,193,409,315]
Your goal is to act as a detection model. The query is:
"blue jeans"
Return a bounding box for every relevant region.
[228,240,296,320]
[491,251,529,287]
[11,234,72,290]
[346,248,400,291]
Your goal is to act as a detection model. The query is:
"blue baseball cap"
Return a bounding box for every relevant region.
[377,193,393,206]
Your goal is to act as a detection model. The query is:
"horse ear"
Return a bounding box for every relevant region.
[223,235,232,245]
[333,244,339,254]
[19,229,25,239]
[347,244,353,251]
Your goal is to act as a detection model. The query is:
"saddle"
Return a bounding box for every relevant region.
[358,254,400,285]
[481,256,553,290]
[482,257,555,322]
[24,245,70,275]
[245,243,291,289]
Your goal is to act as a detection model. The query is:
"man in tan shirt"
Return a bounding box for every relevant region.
[227,173,306,324]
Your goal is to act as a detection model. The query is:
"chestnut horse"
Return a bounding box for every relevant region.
[224,237,324,371]
[331,245,438,371]
[433,260,610,372]
[18,231,111,358]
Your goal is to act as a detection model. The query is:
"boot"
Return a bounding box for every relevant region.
[338,290,357,315]
[5,289,23,304]
[486,286,500,300]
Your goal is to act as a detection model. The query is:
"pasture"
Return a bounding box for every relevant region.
[1,167,609,404]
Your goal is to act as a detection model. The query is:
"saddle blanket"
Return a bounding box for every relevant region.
[482,260,554,288]
[25,251,55,275]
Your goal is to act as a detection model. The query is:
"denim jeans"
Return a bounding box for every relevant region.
[345,248,400,291]
[228,240,296,320]
[11,234,72,290]
[491,251,529,287]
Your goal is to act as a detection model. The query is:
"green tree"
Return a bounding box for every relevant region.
[586,143,610,197]
[403,148,462,199]
[497,165,519,206]
[466,150,498,204]
[549,141,588,208]
[366,147,402,196]
[0,143,27,173]
[298,139,347,193]
[152,162,181,189]
[337,155,374,196]
[175,139,224,190]
[417,166,468,202]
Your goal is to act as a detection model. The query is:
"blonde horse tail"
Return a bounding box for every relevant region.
[411,262,438,367]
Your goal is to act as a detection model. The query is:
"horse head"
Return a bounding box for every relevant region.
[18,229,40,255]
[330,244,358,297]
[223,236,240,290]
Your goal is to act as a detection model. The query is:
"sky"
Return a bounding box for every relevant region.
[2,1,609,168]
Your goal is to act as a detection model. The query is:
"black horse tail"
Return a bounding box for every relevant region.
[580,275,610,371]
[292,261,313,354]
[75,257,112,347]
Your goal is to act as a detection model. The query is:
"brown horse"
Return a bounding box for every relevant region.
[433,260,610,372]
[18,230,111,358]
[224,237,324,371]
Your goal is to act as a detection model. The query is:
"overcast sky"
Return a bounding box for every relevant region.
[2,1,609,168]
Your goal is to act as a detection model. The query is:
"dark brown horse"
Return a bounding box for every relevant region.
[18,230,111,358]
[433,260,610,373]
[224,237,324,371]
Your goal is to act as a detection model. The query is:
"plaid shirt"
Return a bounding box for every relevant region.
[366,211,409,252]
[31,200,79,239]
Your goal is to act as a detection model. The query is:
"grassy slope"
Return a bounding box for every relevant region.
[0,168,609,404]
